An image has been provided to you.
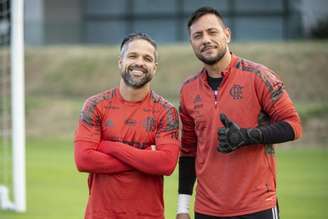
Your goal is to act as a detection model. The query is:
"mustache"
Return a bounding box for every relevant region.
[128,65,148,73]
[201,44,217,52]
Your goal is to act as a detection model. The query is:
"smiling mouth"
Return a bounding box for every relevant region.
[130,70,145,77]
[129,66,147,74]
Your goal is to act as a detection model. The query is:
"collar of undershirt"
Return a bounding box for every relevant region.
[207,75,223,91]
[199,52,238,82]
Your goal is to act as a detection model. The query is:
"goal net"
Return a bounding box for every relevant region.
[0,0,25,212]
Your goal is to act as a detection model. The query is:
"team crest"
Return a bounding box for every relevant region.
[229,84,243,100]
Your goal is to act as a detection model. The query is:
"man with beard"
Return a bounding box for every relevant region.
[74,32,180,219]
[176,7,302,219]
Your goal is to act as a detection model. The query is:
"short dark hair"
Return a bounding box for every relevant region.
[120,32,157,51]
[120,32,158,61]
[187,7,225,31]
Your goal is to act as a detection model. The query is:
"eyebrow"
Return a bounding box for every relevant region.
[207,27,218,31]
[127,51,154,60]
[192,27,220,35]
[192,31,202,37]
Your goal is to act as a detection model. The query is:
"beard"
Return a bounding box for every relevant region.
[195,45,227,65]
[121,65,153,89]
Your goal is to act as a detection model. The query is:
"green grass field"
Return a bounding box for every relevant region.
[0,138,327,219]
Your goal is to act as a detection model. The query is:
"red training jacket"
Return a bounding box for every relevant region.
[179,54,302,216]
[74,88,180,219]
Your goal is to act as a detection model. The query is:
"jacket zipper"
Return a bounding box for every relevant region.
[214,74,228,108]
[214,90,218,108]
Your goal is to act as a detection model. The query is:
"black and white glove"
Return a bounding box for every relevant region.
[217,113,263,153]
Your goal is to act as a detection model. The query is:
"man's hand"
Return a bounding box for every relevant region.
[144,144,156,151]
[150,145,156,151]
[218,113,262,153]
[176,213,190,219]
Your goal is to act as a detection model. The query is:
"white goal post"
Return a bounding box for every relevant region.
[0,0,25,213]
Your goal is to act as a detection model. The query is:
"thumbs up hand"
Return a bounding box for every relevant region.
[217,113,262,153]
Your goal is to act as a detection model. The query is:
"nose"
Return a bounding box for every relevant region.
[134,56,146,66]
[201,33,211,44]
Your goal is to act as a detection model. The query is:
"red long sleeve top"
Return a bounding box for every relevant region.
[179,54,302,216]
[74,88,180,219]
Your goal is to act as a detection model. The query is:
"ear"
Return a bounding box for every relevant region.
[153,62,158,74]
[118,56,122,69]
[224,27,232,44]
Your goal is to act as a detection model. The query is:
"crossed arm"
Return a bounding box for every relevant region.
[74,140,132,174]
[74,139,179,176]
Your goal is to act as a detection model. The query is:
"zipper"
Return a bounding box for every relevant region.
[214,90,218,108]
[214,73,228,108]
[206,73,226,109]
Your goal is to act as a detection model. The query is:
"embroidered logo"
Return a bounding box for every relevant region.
[229,84,243,100]
[125,119,136,126]
[193,95,203,109]
[193,95,202,104]
[106,105,120,110]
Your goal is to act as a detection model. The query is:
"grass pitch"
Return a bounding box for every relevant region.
[0,138,327,219]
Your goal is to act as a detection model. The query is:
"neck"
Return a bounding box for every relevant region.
[204,50,232,78]
[119,80,150,102]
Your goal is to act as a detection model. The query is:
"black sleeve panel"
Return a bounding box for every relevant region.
[178,156,196,195]
[259,121,295,144]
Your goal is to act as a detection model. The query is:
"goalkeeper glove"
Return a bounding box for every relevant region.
[218,113,263,153]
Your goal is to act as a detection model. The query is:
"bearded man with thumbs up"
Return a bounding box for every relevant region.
[176,7,302,219]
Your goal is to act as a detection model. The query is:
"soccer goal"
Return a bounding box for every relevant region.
[0,0,25,212]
